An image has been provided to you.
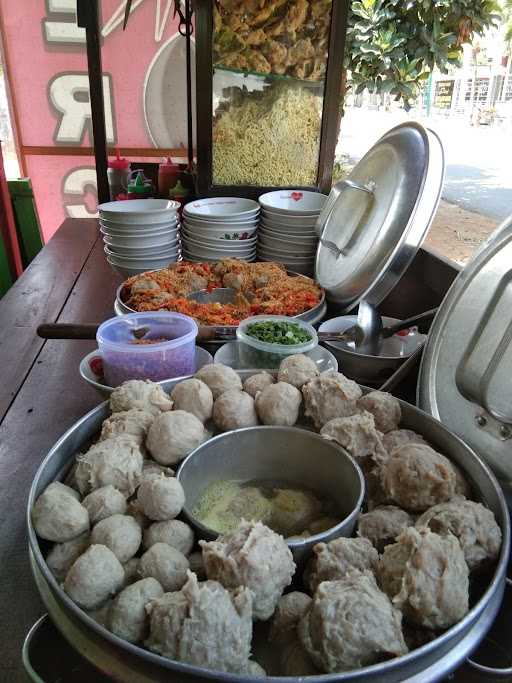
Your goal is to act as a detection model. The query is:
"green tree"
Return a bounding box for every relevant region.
[346,0,501,109]
[502,0,512,44]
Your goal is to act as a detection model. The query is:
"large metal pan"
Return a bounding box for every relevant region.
[27,374,510,683]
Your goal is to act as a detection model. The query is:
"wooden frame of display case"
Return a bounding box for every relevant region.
[194,0,349,198]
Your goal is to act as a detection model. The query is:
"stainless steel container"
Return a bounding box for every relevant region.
[27,375,510,683]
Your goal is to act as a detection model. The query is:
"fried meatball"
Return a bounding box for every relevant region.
[298,572,408,672]
[281,639,319,676]
[358,505,415,552]
[130,276,160,294]
[143,519,194,555]
[200,520,295,620]
[146,410,207,465]
[100,409,154,445]
[357,391,401,433]
[64,544,125,610]
[110,379,173,416]
[109,577,164,643]
[380,443,457,512]
[170,378,214,423]
[137,476,185,521]
[379,527,469,629]
[195,363,242,399]
[305,537,379,592]
[33,482,89,542]
[243,371,275,398]
[255,382,302,426]
[139,542,189,592]
[75,437,144,496]
[302,371,362,428]
[453,463,472,498]
[269,591,312,642]
[188,551,206,580]
[90,514,142,563]
[146,571,253,673]
[415,498,501,572]
[46,531,90,582]
[213,390,259,431]
[383,429,426,454]
[82,485,127,524]
[320,411,387,464]
[278,353,319,389]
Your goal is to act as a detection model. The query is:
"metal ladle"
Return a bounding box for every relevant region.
[355,300,383,355]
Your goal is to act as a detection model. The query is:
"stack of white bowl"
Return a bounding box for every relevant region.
[181,197,259,262]
[257,190,327,274]
[98,199,181,278]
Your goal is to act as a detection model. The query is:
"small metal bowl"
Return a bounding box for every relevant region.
[177,426,365,566]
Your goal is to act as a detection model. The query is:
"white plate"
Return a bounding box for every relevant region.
[214,341,338,373]
[184,197,259,220]
[98,199,180,223]
[259,191,327,216]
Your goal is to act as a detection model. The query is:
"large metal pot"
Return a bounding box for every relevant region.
[27,375,510,683]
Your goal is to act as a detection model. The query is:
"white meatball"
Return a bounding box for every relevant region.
[302,371,362,428]
[358,505,415,552]
[213,390,259,431]
[33,482,89,542]
[255,382,302,426]
[143,520,195,555]
[46,531,90,582]
[246,661,267,677]
[137,477,185,521]
[110,379,173,416]
[170,379,213,423]
[100,409,154,445]
[195,363,242,399]
[305,537,379,592]
[82,485,127,524]
[200,520,295,620]
[87,599,113,628]
[383,429,426,454]
[243,372,275,398]
[109,577,164,643]
[146,411,207,465]
[139,542,189,592]
[75,437,144,496]
[146,571,252,673]
[357,391,401,433]
[320,411,387,464]
[126,499,151,530]
[278,354,319,389]
[91,514,142,563]
[269,591,312,642]
[122,558,141,587]
[64,544,125,610]
[140,461,175,483]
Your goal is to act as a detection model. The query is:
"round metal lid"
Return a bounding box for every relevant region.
[315,121,444,309]
[418,216,512,484]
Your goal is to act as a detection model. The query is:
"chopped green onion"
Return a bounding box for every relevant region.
[245,320,312,345]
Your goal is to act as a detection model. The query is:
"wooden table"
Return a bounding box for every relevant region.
[0,218,122,681]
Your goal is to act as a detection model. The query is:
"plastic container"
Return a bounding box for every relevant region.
[158,158,180,198]
[96,312,198,386]
[127,170,153,199]
[236,315,318,369]
[107,149,130,201]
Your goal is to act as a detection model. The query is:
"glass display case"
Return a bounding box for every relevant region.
[195,0,348,197]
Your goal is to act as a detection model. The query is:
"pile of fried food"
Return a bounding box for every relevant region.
[32,358,502,677]
[122,259,322,326]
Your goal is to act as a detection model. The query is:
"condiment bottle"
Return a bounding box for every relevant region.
[158,157,180,198]
[107,148,130,200]
[169,179,191,216]
[127,170,153,199]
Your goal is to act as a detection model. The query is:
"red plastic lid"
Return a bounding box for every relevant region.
[159,157,180,173]
[108,148,130,170]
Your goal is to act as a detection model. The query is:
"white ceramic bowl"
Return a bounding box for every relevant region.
[99,215,178,231]
[259,226,318,243]
[181,231,257,249]
[184,197,260,220]
[257,256,313,274]
[102,231,179,249]
[103,240,179,257]
[183,215,259,228]
[258,236,317,256]
[98,199,180,223]
[260,217,317,234]
[259,191,327,216]
[106,250,179,268]
[99,223,178,239]
[183,222,258,241]
[106,258,173,279]
[260,211,319,229]
[182,247,256,262]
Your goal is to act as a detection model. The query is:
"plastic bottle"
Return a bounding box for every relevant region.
[169,179,191,216]
[157,157,180,198]
[127,170,153,199]
[107,148,130,200]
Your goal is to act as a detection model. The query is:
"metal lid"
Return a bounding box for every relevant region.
[315,122,444,309]
[418,216,512,484]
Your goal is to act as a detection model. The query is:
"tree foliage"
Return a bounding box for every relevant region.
[346,0,501,108]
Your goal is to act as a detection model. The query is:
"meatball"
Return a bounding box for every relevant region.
[140,460,175,483]
[357,391,401,433]
[195,363,242,399]
[122,558,140,587]
[99,409,154,445]
[383,429,426,454]
[358,505,415,552]
[277,354,319,389]
[298,572,408,672]
[130,276,160,294]
[110,379,173,416]
[269,591,312,642]
[378,527,469,629]
[64,544,125,610]
[146,410,207,465]
[126,499,151,530]
[82,485,127,524]
[188,551,206,580]
[213,390,259,431]
[246,660,267,677]
[302,371,362,428]
[281,639,319,676]
[87,599,112,628]
[170,379,213,423]
[415,498,502,572]
[46,531,90,582]
[146,571,252,673]
[137,477,185,521]
[307,516,340,535]
[380,443,457,512]
[270,488,322,537]
[143,519,195,555]
[255,382,302,426]
[75,437,144,496]
[32,482,89,542]
[139,542,189,592]
[200,520,295,620]
[243,371,275,398]
[109,577,164,643]
[90,514,142,563]
[305,537,379,592]
[320,411,387,464]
